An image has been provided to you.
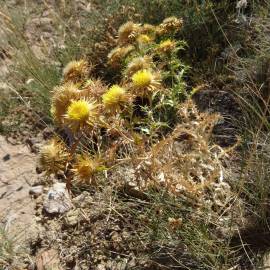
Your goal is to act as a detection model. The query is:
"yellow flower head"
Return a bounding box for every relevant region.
[73,154,103,182]
[67,100,91,121]
[118,21,141,45]
[157,17,183,36]
[52,82,81,123]
[136,34,152,45]
[157,39,176,54]
[131,69,161,96]
[107,45,134,68]
[39,138,68,175]
[102,85,127,110]
[63,59,89,83]
[65,99,98,130]
[132,69,153,88]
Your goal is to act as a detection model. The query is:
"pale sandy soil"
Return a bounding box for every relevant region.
[0,135,38,266]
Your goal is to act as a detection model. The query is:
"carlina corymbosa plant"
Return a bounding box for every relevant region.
[39,16,230,209]
[37,19,243,268]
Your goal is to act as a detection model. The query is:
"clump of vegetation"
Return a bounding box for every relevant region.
[40,16,188,190]
[37,17,243,269]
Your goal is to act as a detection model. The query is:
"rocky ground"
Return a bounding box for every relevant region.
[0,132,140,269]
[0,2,63,267]
[0,133,74,269]
[0,135,38,268]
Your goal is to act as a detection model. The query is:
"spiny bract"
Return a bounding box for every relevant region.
[73,154,103,182]
[107,46,134,68]
[81,79,107,99]
[140,23,156,35]
[125,56,152,76]
[118,21,141,45]
[39,139,68,175]
[63,59,89,83]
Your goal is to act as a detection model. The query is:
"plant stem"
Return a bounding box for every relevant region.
[65,133,82,193]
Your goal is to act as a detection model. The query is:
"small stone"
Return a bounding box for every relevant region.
[128,258,136,268]
[29,185,44,196]
[43,183,73,215]
[39,17,53,26]
[36,249,63,270]
[116,260,127,270]
[65,209,80,227]
[3,154,10,161]
[35,216,42,222]
[96,264,106,270]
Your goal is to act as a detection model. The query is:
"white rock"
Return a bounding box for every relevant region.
[65,209,80,227]
[43,183,73,215]
[29,185,44,196]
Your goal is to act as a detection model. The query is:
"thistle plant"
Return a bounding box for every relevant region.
[39,16,226,202]
[36,17,240,269]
